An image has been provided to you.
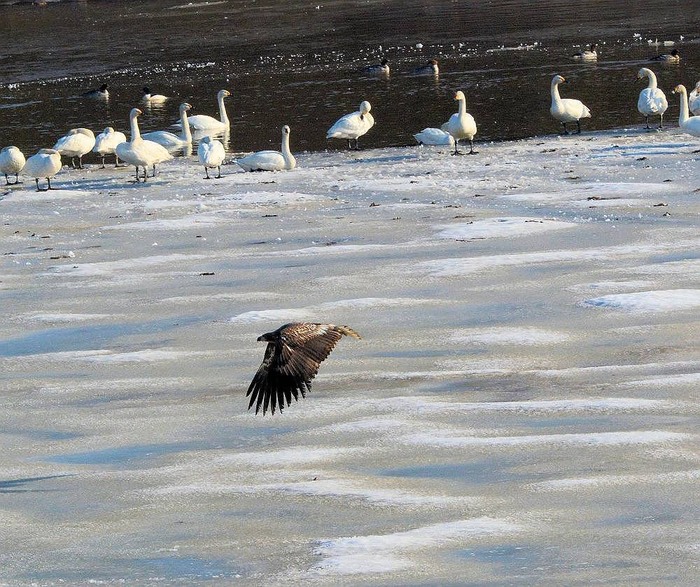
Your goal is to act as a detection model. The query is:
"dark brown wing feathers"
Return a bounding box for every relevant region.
[246,323,360,415]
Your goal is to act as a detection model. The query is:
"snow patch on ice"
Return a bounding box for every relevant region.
[436,217,576,240]
[450,327,570,346]
[530,469,700,492]
[584,289,700,313]
[21,312,112,323]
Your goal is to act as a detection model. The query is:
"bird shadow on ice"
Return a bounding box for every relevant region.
[343,153,417,165]
[0,474,75,494]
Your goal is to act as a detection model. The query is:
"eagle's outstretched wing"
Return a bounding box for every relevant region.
[246,323,361,415]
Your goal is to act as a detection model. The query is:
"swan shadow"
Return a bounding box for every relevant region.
[0,474,75,493]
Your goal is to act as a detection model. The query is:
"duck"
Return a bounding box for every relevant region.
[177,89,230,131]
[142,102,193,150]
[82,83,109,99]
[413,59,439,75]
[22,148,62,191]
[688,81,700,116]
[364,58,390,76]
[115,107,173,182]
[650,48,680,62]
[53,128,96,169]
[235,125,296,172]
[141,86,168,104]
[0,146,26,185]
[672,84,700,138]
[413,128,455,147]
[326,100,375,150]
[637,67,668,129]
[441,90,478,154]
[549,74,591,134]
[92,127,127,168]
[572,43,598,61]
[198,135,226,179]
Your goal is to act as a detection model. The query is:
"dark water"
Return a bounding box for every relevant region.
[1,0,699,155]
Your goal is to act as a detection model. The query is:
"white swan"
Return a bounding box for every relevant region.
[672,84,700,137]
[440,90,478,154]
[650,48,680,62]
[93,127,127,168]
[572,43,598,61]
[637,68,668,129]
[326,100,375,150]
[178,89,230,131]
[413,128,455,147]
[53,128,96,169]
[549,74,591,134]
[22,148,62,191]
[364,58,390,76]
[142,103,193,150]
[235,125,296,172]
[688,81,700,116]
[115,108,173,182]
[198,135,226,179]
[82,84,109,100]
[0,146,26,185]
[413,59,439,75]
[141,86,168,104]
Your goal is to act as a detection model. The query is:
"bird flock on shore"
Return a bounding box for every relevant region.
[1,46,698,191]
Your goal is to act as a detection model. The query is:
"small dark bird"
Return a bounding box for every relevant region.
[82,83,109,99]
[246,323,361,415]
[650,48,680,62]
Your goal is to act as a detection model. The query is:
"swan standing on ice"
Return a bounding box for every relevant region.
[93,127,127,168]
[179,89,230,131]
[116,108,173,183]
[327,101,374,150]
[53,128,96,169]
[22,148,62,191]
[672,85,700,138]
[82,84,109,100]
[141,87,168,104]
[650,48,680,62]
[441,90,478,154]
[235,125,296,172]
[637,68,668,129]
[688,81,700,116]
[142,103,193,150]
[0,146,26,184]
[364,58,390,76]
[572,43,598,61]
[413,59,439,75]
[198,135,226,179]
[549,74,591,134]
[413,128,455,147]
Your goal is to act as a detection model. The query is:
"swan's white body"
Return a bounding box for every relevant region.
[549,74,591,134]
[572,44,597,61]
[141,87,168,104]
[53,128,96,168]
[236,125,296,172]
[672,85,700,137]
[365,59,390,75]
[327,101,375,149]
[441,90,478,154]
[414,59,439,75]
[179,89,230,131]
[93,127,127,167]
[115,108,173,182]
[198,135,226,179]
[413,128,455,146]
[637,68,668,129]
[23,148,62,191]
[688,81,700,116]
[0,146,26,184]
[142,103,193,149]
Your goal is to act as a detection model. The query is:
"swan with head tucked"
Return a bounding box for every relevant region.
[83,84,109,100]
[327,101,374,150]
[650,48,680,62]
[413,59,439,75]
[141,87,168,104]
[142,103,193,150]
[0,146,26,184]
[441,90,478,154]
[198,135,226,179]
[53,128,96,169]
[177,89,230,131]
[235,125,296,172]
[22,148,62,191]
[688,81,700,116]
[672,84,700,137]
[549,74,591,134]
[637,68,668,129]
[116,108,173,182]
[572,43,598,61]
[413,128,455,147]
[93,127,127,168]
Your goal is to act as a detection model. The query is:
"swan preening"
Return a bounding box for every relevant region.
[327,100,375,150]
[180,89,230,131]
[441,90,477,154]
[672,85,700,138]
[637,68,668,129]
[23,148,62,191]
[688,81,700,116]
[53,128,96,169]
[413,128,455,147]
[365,58,390,76]
[235,125,296,172]
[549,74,591,134]
[0,146,26,184]
[82,84,109,100]
[198,136,226,179]
[572,43,598,61]
[650,48,680,62]
[141,87,168,104]
[413,59,439,75]
[115,107,173,182]
[93,127,127,168]
[142,103,193,150]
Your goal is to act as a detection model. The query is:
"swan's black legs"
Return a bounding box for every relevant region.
[100,155,106,169]
[468,139,477,154]
[576,120,582,134]
[216,166,221,179]
[561,122,569,135]
[47,177,55,190]
[659,114,664,129]
[204,167,211,180]
[645,115,650,130]
[452,139,462,156]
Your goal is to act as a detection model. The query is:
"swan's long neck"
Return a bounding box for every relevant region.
[281,131,295,169]
[179,109,192,142]
[678,87,690,126]
[457,97,466,115]
[130,113,141,141]
[550,81,562,104]
[646,71,658,90]
[218,95,229,125]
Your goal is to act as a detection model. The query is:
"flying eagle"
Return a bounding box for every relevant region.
[246,323,361,415]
